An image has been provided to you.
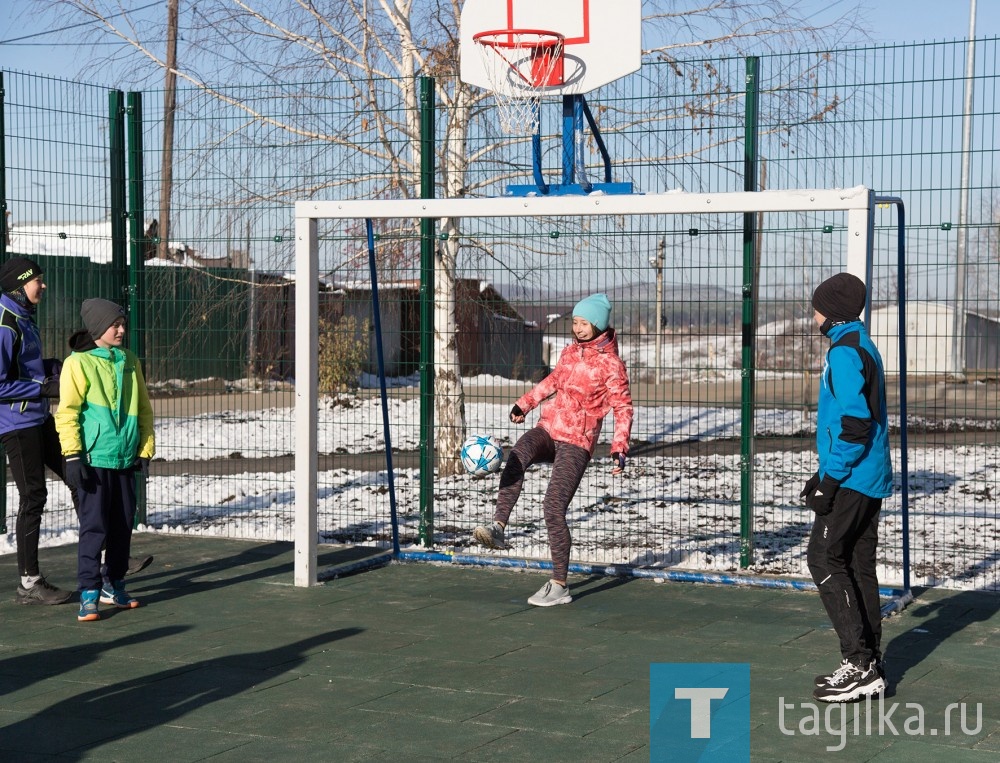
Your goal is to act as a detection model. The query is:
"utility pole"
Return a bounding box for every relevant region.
[650,237,665,384]
[158,0,179,259]
[952,0,977,379]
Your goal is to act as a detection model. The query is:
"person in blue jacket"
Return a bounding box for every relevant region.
[803,273,893,703]
[0,257,72,605]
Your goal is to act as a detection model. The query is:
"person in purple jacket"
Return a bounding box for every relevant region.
[0,257,72,605]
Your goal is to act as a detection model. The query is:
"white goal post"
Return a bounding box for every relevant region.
[293,185,876,586]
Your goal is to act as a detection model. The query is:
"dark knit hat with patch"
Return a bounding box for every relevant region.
[81,298,126,339]
[0,257,43,293]
[811,273,867,322]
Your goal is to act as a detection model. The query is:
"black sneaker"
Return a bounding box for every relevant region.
[813,660,886,703]
[127,555,154,576]
[815,658,885,688]
[14,577,73,606]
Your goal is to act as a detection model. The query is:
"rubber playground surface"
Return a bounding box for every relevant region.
[1,534,998,761]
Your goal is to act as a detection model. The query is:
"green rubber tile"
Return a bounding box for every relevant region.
[486,643,615,674]
[290,648,426,680]
[470,695,635,736]
[334,710,512,759]
[204,738,391,762]
[593,678,650,708]
[355,684,517,722]
[974,725,1000,752]
[391,630,535,662]
[382,656,531,694]
[867,739,1000,761]
[581,708,648,747]
[235,673,404,718]
[72,724,254,761]
[0,708,148,756]
[580,631,708,661]
[461,725,642,763]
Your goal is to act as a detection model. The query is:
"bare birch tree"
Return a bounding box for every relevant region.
[38,0,862,475]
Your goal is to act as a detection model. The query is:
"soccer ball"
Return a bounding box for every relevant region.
[460,435,504,476]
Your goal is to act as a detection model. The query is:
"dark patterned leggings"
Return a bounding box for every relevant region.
[493,426,591,583]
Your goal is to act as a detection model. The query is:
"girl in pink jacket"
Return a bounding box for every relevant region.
[473,293,633,606]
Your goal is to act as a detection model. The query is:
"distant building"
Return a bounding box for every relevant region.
[254,278,546,381]
[871,301,1000,375]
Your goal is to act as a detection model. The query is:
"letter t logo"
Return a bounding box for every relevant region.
[674,687,729,738]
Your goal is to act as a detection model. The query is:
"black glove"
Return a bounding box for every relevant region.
[799,473,820,499]
[806,475,841,516]
[43,358,63,376]
[509,404,525,423]
[611,452,626,474]
[64,454,95,492]
[132,456,150,479]
[40,376,61,398]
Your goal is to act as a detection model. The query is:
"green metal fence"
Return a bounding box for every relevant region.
[1,37,998,591]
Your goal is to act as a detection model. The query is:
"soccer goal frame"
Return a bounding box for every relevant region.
[293,185,910,612]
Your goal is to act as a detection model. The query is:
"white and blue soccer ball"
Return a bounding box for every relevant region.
[460,434,504,476]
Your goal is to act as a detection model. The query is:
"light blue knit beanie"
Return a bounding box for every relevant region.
[572,293,612,331]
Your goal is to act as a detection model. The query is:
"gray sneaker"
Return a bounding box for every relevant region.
[15,577,73,606]
[527,580,572,607]
[127,555,154,576]
[473,521,508,550]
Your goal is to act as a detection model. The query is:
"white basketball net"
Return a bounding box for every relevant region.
[474,30,565,135]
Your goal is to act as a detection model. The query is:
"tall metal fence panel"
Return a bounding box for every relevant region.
[1,37,998,591]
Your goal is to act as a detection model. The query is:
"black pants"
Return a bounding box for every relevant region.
[2,417,67,578]
[807,487,883,665]
[77,467,137,590]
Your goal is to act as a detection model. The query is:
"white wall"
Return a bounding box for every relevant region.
[870,302,958,375]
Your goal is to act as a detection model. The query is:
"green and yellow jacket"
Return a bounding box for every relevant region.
[55,330,155,469]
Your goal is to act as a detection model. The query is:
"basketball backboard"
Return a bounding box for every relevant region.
[460,0,642,97]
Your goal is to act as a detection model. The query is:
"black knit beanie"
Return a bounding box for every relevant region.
[81,298,126,339]
[811,273,867,322]
[0,257,43,294]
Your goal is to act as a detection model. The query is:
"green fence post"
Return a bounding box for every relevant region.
[0,72,7,534]
[418,76,436,547]
[126,91,147,524]
[739,56,760,568]
[109,91,128,302]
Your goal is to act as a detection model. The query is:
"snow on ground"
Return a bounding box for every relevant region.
[2,383,997,592]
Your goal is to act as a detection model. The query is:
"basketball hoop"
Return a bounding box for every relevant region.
[473,29,565,134]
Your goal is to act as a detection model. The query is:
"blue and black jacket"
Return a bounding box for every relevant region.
[816,321,893,499]
[0,293,51,435]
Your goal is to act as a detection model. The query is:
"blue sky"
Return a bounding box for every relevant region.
[0,1,995,80]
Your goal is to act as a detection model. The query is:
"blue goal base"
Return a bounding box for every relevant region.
[504,181,635,197]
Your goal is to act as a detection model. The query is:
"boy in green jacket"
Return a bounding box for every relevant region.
[55,299,155,622]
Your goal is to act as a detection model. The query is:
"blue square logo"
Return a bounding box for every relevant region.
[650,663,750,763]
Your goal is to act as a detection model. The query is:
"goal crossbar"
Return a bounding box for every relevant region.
[293,186,877,587]
[298,185,873,221]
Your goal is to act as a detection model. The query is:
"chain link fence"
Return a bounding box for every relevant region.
[1,37,998,590]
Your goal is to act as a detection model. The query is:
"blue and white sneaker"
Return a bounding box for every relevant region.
[99,580,140,609]
[78,589,100,621]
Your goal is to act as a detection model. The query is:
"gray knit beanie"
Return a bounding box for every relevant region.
[81,298,126,339]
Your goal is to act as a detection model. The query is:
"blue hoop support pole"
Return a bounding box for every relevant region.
[873,195,912,609]
[365,218,401,557]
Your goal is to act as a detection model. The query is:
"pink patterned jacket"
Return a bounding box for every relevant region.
[515,328,633,456]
